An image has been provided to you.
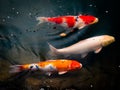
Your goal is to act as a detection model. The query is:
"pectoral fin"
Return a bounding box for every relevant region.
[78,23,86,29]
[81,53,87,58]
[46,72,52,76]
[60,33,67,37]
[58,71,67,75]
[94,48,102,53]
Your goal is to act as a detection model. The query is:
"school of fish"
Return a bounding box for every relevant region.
[9,14,115,76]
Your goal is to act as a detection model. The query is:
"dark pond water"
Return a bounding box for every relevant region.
[0,0,119,90]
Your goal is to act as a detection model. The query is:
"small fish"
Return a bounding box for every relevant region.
[9,59,82,76]
[36,14,98,37]
[48,35,115,58]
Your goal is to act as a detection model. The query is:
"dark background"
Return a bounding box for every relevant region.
[0,0,119,90]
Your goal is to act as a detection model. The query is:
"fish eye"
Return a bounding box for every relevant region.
[29,64,37,69]
[30,65,33,69]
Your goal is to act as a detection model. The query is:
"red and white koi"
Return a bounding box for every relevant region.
[36,14,98,36]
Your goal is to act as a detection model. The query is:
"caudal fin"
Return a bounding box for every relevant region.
[36,17,47,25]
[48,43,59,56]
[9,65,24,73]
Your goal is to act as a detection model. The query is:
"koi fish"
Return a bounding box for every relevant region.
[9,59,82,76]
[49,35,115,58]
[36,14,98,37]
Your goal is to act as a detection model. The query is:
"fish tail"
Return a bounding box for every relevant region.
[48,43,59,56]
[36,17,47,25]
[9,65,24,73]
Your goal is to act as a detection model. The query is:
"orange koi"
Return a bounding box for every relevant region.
[10,59,82,76]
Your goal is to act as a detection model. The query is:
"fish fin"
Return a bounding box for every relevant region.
[36,17,47,25]
[94,48,102,53]
[48,43,59,55]
[46,72,52,76]
[59,33,67,37]
[78,24,85,29]
[81,53,88,58]
[58,71,67,75]
[9,65,23,73]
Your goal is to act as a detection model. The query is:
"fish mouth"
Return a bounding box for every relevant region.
[90,18,99,24]
[80,63,82,68]
[101,35,115,46]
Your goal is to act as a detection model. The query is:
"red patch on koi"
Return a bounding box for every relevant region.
[65,16,75,28]
[48,17,63,24]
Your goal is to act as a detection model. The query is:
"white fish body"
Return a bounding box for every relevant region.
[49,35,115,58]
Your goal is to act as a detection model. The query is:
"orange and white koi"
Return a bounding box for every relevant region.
[10,59,82,76]
[36,14,98,36]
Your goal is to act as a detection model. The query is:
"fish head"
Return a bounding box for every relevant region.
[79,15,98,25]
[100,35,115,47]
[70,60,82,70]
